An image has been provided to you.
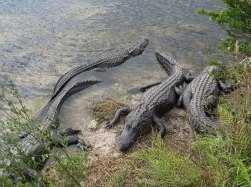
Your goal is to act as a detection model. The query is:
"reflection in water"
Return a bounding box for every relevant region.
[0,0,230,150]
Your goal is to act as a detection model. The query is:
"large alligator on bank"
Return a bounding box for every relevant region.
[19,79,101,164]
[177,65,232,133]
[51,39,149,101]
[107,52,193,151]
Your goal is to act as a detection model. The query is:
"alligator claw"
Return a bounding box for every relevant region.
[106,121,115,129]
[77,139,92,151]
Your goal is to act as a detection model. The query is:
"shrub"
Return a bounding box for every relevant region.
[198,0,251,55]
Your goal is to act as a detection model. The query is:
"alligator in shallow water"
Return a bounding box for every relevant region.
[19,79,101,161]
[107,52,193,151]
[177,65,232,133]
[51,39,149,101]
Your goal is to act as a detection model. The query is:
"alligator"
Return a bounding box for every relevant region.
[51,39,149,101]
[177,65,232,133]
[18,79,101,167]
[107,52,193,151]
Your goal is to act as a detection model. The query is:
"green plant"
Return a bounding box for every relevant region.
[192,61,251,186]
[0,82,87,186]
[53,153,88,187]
[198,0,251,55]
[131,132,202,187]
[108,170,128,187]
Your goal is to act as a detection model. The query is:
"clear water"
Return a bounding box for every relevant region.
[0,0,229,140]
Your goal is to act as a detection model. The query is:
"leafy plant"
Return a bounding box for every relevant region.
[0,82,87,186]
[198,0,251,55]
[52,153,88,187]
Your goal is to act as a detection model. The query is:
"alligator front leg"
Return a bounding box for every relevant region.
[177,89,193,108]
[58,127,81,136]
[153,114,167,137]
[106,107,131,128]
[184,73,194,82]
[174,82,188,97]
[218,80,234,93]
[53,128,91,150]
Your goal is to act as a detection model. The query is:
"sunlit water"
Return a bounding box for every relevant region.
[0,0,230,155]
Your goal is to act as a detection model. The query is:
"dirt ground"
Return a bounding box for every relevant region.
[80,100,198,187]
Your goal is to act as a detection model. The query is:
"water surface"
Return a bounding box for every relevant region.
[0,0,229,144]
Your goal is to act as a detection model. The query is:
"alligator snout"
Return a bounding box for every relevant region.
[117,128,139,151]
[118,137,135,152]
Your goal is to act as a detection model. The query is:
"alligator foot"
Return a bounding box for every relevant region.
[218,80,235,93]
[59,127,81,136]
[174,82,188,97]
[106,107,131,128]
[153,114,167,137]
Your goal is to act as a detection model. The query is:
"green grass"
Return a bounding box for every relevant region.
[108,170,129,187]
[131,133,202,187]
[192,58,251,187]
[127,59,251,187]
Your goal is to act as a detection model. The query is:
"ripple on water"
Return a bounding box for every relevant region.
[0,0,231,157]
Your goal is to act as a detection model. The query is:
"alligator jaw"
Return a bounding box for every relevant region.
[127,39,149,56]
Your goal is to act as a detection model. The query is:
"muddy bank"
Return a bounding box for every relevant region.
[80,99,198,186]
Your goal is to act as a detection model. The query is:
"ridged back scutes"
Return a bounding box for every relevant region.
[187,67,219,128]
[52,39,149,101]
[143,56,183,110]
[21,80,101,156]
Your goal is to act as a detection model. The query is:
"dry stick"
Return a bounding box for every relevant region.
[235,40,240,62]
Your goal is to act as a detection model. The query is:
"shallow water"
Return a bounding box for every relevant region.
[0,0,229,155]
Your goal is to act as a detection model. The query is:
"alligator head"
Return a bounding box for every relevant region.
[118,108,152,151]
[127,39,149,56]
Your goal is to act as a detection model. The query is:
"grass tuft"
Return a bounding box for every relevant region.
[131,132,202,187]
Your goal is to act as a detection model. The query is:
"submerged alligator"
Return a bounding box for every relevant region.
[177,65,231,133]
[19,79,101,163]
[107,52,193,151]
[51,39,149,101]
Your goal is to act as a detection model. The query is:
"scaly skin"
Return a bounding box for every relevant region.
[19,80,101,157]
[107,52,193,151]
[178,66,230,133]
[51,39,149,101]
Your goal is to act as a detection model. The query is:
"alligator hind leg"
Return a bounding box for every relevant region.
[127,81,162,94]
[153,114,167,137]
[106,107,131,128]
[139,81,162,92]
